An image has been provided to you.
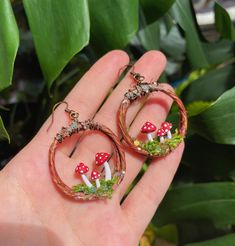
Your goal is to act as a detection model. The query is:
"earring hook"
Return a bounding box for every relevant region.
[118,63,135,78]
[46,101,78,132]
[118,63,145,83]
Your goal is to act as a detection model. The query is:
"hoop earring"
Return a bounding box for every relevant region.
[118,70,187,158]
[48,101,126,200]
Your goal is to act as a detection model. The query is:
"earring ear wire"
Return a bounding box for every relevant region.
[118,63,135,78]
[47,101,79,132]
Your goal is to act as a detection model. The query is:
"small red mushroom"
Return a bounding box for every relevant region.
[161,122,173,139]
[95,152,111,181]
[141,121,157,141]
[75,163,92,188]
[91,170,101,188]
[157,128,166,143]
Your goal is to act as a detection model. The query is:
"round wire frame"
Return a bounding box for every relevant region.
[49,121,126,200]
[118,82,188,158]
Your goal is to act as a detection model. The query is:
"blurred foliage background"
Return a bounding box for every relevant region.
[1,0,235,245]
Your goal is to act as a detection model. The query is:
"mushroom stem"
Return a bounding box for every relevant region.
[104,162,112,181]
[160,136,164,143]
[167,131,172,139]
[147,133,153,142]
[81,174,93,188]
[95,179,101,188]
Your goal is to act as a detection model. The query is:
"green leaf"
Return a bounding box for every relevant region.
[214,2,235,41]
[182,135,235,181]
[89,0,138,52]
[203,39,235,65]
[186,101,213,117]
[22,0,89,87]
[137,17,160,51]
[0,116,10,143]
[190,86,235,144]
[176,69,206,97]
[185,234,235,246]
[0,0,19,90]
[170,0,209,68]
[183,65,235,104]
[140,0,176,23]
[156,182,235,226]
[156,224,178,244]
[160,26,186,59]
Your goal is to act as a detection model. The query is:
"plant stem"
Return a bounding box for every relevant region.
[147,133,153,141]
[96,179,100,188]
[104,162,111,181]
[81,175,92,188]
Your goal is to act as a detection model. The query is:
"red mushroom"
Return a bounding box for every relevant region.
[141,121,157,141]
[95,152,111,181]
[91,170,101,188]
[161,122,173,139]
[157,128,166,143]
[75,163,92,188]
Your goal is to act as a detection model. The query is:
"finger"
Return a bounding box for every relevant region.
[122,143,184,237]
[118,83,174,197]
[32,50,129,152]
[71,51,167,165]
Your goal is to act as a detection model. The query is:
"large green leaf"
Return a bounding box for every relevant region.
[214,2,235,41]
[89,0,138,52]
[0,116,10,143]
[182,135,235,181]
[156,182,235,226]
[0,0,19,91]
[203,39,235,65]
[182,64,235,104]
[160,26,186,59]
[170,0,209,68]
[137,15,160,51]
[186,101,212,117]
[140,0,176,23]
[22,0,89,87]
[186,234,235,246]
[190,86,235,144]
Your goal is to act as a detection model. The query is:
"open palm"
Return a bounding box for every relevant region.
[0,51,184,246]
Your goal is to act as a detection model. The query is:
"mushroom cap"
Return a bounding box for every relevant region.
[157,128,166,137]
[141,121,157,133]
[161,122,172,132]
[91,170,101,180]
[75,162,89,174]
[95,152,110,166]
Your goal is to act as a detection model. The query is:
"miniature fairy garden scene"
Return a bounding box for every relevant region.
[72,152,118,198]
[134,121,183,156]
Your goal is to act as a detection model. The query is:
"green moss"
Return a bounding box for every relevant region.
[72,176,118,199]
[139,130,184,156]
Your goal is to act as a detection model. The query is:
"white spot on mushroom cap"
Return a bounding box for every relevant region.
[157,128,166,136]
[161,122,172,130]
[91,170,100,180]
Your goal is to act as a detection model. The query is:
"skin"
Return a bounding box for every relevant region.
[0,51,184,246]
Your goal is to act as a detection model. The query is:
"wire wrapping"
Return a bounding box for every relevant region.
[49,122,126,200]
[118,85,188,157]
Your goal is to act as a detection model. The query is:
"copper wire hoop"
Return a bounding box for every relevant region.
[49,121,126,201]
[118,82,188,157]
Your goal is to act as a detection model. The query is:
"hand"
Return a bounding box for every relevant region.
[0,51,184,246]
